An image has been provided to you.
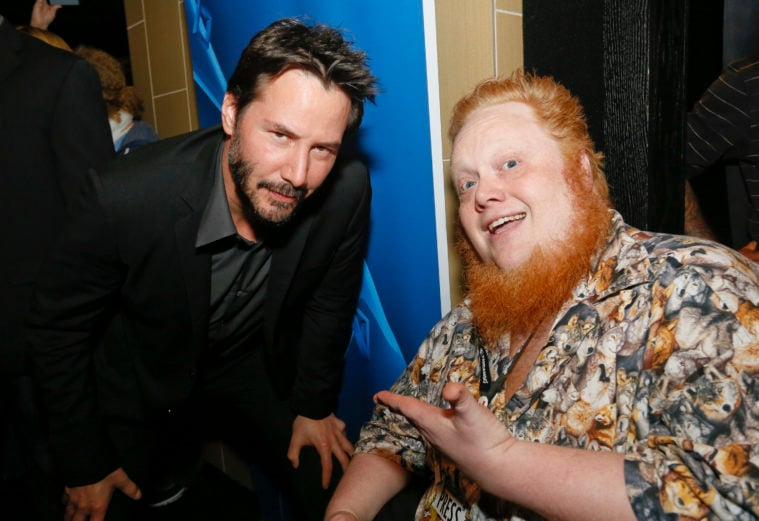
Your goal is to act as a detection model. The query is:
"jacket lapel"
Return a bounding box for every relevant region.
[264,213,314,346]
[176,211,211,350]
[173,133,222,350]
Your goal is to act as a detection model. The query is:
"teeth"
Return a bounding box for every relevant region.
[488,213,525,232]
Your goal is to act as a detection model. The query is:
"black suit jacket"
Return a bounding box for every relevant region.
[0,20,113,375]
[28,125,371,485]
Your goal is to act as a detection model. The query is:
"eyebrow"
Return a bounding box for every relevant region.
[268,120,342,150]
[449,158,470,175]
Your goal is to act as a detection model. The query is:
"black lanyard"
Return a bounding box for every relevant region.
[477,330,534,407]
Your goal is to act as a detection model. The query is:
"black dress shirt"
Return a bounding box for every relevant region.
[196,145,271,359]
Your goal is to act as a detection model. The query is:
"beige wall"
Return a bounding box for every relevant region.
[123,0,199,139]
[434,0,524,307]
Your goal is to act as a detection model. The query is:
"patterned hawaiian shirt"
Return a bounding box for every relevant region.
[356,211,759,520]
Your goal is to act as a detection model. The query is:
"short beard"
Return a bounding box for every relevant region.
[460,164,611,346]
[227,133,307,232]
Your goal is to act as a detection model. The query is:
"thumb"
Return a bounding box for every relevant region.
[113,472,142,500]
[442,382,476,412]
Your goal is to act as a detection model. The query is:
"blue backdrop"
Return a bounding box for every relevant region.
[183,0,441,437]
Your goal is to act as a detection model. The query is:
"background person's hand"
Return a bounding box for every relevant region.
[288,413,354,489]
[63,467,141,521]
[30,0,62,30]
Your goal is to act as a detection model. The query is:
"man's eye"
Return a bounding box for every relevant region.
[459,179,477,193]
[312,146,335,158]
[503,159,518,169]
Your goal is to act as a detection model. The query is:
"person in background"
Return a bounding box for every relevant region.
[75,45,159,155]
[685,57,759,262]
[15,24,70,51]
[0,10,114,521]
[326,70,759,521]
[28,0,158,156]
[28,17,376,521]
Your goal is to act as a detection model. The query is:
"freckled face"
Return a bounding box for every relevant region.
[450,102,576,270]
[221,69,352,227]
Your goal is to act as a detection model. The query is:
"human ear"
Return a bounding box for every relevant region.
[221,93,238,135]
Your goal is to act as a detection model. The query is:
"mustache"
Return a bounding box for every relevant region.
[258,180,307,201]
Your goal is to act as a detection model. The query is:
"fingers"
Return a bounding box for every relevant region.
[287,438,302,469]
[336,431,354,461]
[375,390,432,424]
[331,430,353,475]
[64,500,76,521]
[374,390,400,410]
[64,499,108,521]
[329,415,354,455]
[90,509,108,521]
[318,443,334,489]
[290,414,357,488]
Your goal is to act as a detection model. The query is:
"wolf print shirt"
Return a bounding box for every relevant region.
[355,211,759,520]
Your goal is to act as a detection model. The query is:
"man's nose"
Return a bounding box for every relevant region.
[282,148,309,187]
[474,174,505,209]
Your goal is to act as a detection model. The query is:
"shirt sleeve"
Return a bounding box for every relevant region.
[354,307,482,480]
[623,252,759,520]
[355,357,430,475]
[353,317,463,476]
[685,60,753,177]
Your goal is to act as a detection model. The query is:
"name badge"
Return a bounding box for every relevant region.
[423,485,469,521]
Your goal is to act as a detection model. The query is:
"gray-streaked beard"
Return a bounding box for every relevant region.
[227,134,307,230]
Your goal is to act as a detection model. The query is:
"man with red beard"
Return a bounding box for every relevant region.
[27,18,376,521]
[326,71,759,521]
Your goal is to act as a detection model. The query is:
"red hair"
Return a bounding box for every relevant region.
[449,69,611,208]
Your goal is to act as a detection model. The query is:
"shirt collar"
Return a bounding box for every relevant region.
[196,142,238,248]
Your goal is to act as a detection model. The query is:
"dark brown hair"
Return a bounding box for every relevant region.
[227,18,378,137]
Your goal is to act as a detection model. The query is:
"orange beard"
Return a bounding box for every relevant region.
[460,169,611,346]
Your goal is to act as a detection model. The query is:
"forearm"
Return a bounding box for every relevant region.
[326,453,411,521]
[683,180,717,241]
[474,440,636,521]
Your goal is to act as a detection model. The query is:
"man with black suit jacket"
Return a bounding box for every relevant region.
[0,13,114,520]
[28,17,377,521]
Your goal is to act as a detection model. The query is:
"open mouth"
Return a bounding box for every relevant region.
[487,213,526,233]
